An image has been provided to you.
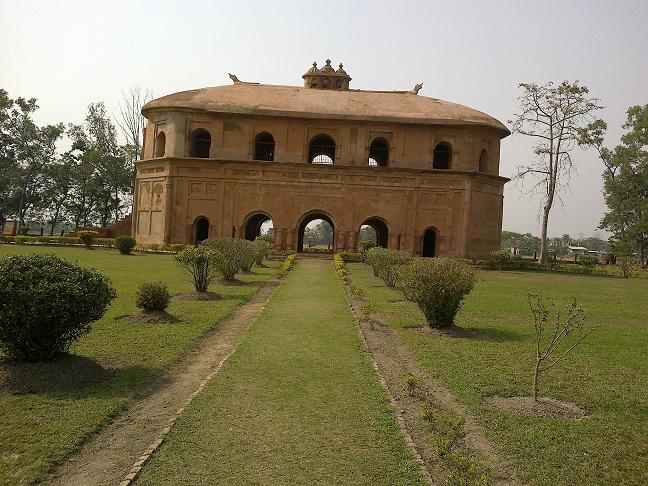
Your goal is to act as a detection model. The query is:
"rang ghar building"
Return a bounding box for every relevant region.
[133,59,510,258]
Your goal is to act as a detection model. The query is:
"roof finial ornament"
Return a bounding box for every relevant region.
[408,83,423,95]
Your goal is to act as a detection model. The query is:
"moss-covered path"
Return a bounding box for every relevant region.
[137,258,425,485]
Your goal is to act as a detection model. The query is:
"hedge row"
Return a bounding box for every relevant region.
[0,234,116,247]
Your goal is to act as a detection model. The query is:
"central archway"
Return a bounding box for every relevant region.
[243,212,274,242]
[194,216,210,244]
[359,217,389,248]
[297,210,335,252]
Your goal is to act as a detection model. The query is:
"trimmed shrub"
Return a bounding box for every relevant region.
[77,230,97,248]
[334,253,349,283]
[238,239,258,271]
[115,235,136,255]
[399,258,477,328]
[338,251,364,263]
[169,243,187,253]
[368,248,412,287]
[358,239,376,255]
[254,237,272,265]
[576,254,599,269]
[202,237,246,281]
[136,282,170,312]
[366,247,387,277]
[489,249,511,271]
[256,234,273,245]
[18,226,29,235]
[0,254,116,361]
[175,245,215,292]
[278,253,297,278]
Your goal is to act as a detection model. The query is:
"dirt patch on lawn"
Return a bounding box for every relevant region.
[44,278,281,486]
[0,354,114,394]
[344,290,518,485]
[174,291,222,301]
[117,311,181,324]
[486,396,588,420]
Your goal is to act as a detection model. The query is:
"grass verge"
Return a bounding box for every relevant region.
[346,262,648,485]
[0,245,279,485]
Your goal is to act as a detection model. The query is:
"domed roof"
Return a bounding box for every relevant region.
[143,83,510,136]
[320,59,335,73]
[335,63,349,76]
[303,61,320,76]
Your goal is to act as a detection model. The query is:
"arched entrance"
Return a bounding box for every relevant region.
[297,210,335,252]
[360,217,389,248]
[195,217,210,243]
[422,227,437,257]
[243,212,274,241]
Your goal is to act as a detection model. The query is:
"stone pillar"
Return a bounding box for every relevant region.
[163,177,174,243]
[346,230,358,252]
[274,228,286,251]
[285,228,295,251]
[389,233,401,251]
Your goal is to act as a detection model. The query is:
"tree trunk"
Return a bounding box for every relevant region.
[533,359,541,401]
[539,204,551,265]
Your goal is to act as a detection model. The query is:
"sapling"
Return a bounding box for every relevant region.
[528,294,599,401]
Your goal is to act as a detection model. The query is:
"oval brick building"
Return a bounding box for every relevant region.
[133,60,509,258]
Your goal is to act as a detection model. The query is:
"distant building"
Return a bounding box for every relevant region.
[133,60,510,258]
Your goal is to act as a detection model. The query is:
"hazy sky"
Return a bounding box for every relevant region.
[2,0,647,238]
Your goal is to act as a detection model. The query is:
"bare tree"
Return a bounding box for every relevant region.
[528,294,599,401]
[116,86,152,167]
[510,82,603,264]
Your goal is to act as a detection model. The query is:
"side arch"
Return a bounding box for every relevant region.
[193,215,210,244]
[242,211,274,241]
[421,226,438,257]
[359,216,390,248]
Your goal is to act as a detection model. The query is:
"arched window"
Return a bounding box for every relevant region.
[309,135,336,164]
[334,79,342,89]
[479,149,489,172]
[368,138,389,167]
[310,79,319,88]
[190,129,211,158]
[323,79,331,89]
[154,131,166,157]
[254,132,275,161]
[422,228,437,257]
[433,142,452,169]
[195,217,209,243]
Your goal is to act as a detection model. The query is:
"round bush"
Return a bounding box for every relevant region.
[201,237,247,280]
[366,247,387,276]
[237,239,258,271]
[0,254,116,361]
[399,258,477,328]
[358,240,376,254]
[136,281,170,312]
[576,254,598,269]
[115,235,136,255]
[77,231,96,248]
[254,237,272,265]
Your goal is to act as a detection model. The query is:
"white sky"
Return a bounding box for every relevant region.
[2,0,647,238]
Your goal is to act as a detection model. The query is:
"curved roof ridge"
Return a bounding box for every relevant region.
[143,84,510,137]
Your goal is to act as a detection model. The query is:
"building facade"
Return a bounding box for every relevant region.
[133,60,510,258]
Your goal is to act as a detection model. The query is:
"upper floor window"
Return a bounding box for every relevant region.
[154,131,166,157]
[254,132,275,161]
[309,134,335,164]
[368,138,389,167]
[433,142,452,169]
[190,129,211,158]
[479,149,489,172]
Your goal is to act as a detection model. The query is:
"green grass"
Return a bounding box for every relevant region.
[348,263,648,485]
[0,245,279,486]
[137,258,425,486]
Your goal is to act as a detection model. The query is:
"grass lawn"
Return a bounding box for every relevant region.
[347,263,648,485]
[0,245,279,486]
[137,258,426,485]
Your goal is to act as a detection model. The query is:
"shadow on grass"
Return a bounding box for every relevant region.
[0,354,115,394]
[219,278,250,286]
[409,324,525,342]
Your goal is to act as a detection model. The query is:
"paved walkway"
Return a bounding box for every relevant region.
[136,258,425,485]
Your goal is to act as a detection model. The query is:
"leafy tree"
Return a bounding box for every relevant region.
[510,81,603,265]
[0,89,64,227]
[584,106,648,266]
